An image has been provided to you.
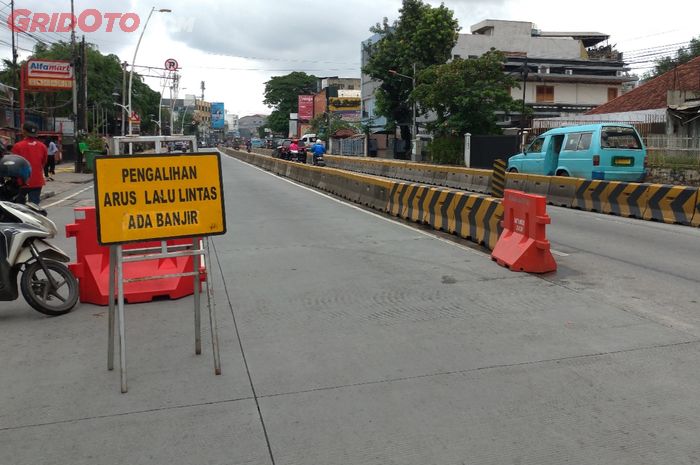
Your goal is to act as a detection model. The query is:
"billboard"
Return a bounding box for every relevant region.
[329,97,361,122]
[25,59,73,90]
[211,102,225,129]
[298,95,314,121]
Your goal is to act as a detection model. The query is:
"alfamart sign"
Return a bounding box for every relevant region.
[25,60,73,90]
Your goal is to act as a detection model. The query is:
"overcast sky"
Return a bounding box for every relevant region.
[4,0,699,117]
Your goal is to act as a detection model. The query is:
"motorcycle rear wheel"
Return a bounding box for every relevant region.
[21,260,78,316]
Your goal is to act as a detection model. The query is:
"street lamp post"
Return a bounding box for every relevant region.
[127,7,171,143]
[389,64,417,161]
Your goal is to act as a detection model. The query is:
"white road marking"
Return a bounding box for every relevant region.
[551,249,570,257]
[44,184,94,208]
[226,155,488,257]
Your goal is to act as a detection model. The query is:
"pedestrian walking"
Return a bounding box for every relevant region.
[12,122,48,205]
[45,138,58,180]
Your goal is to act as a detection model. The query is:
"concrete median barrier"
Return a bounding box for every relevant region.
[642,185,699,226]
[547,176,579,208]
[505,172,529,191]
[470,171,492,194]
[524,174,551,197]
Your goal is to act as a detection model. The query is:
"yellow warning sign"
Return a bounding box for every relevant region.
[94,152,226,245]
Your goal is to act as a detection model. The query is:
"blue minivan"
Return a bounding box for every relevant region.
[507,124,647,181]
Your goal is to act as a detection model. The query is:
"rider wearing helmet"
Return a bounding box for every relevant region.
[0,154,32,203]
[289,139,299,152]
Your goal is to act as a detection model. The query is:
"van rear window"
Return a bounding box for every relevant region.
[602,127,642,150]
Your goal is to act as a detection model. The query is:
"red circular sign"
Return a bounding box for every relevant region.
[164,59,178,71]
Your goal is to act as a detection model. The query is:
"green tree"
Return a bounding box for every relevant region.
[643,36,700,80]
[0,41,162,134]
[362,0,459,154]
[263,72,317,134]
[413,50,520,137]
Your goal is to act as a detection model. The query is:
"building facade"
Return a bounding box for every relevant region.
[239,114,267,139]
[361,19,636,146]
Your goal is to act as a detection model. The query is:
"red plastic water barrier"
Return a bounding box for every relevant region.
[66,207,206,306]
[491,189,557,273]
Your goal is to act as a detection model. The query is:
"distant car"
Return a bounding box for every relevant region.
[251,138,264,148]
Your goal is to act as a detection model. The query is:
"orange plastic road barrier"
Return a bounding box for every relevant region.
[491,189,557,273]
[66,207,205,306]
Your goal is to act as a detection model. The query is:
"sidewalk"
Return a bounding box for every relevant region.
[41,164,94,201]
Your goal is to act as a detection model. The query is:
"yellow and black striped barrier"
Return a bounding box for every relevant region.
[491,159,506,198]
[573,180,650,218]
[388,181,504,249]
[643,184,698,226]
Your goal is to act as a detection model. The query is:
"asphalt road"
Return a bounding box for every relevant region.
[546,205,700,336]
[1,154,700,465]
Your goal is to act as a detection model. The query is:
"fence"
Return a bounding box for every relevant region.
[532,114,667,138]
[331,137,365,156]
[645,135,700,168]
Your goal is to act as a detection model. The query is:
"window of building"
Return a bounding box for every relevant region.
[536,85,554,103]
[348,85,354,90]
[453,54,461,60]
[607,87,618,101]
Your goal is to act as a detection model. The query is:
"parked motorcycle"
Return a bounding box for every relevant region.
[0,155,79,315]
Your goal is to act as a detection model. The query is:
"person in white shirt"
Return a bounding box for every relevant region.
[45,138,59,180]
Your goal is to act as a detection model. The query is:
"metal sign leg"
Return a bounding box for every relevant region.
[193,238,202,355]
[108,246,116,371]
[116,245,128,393]
[204,237,222,375]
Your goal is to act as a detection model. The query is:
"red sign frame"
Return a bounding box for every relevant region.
[298,95,314,122]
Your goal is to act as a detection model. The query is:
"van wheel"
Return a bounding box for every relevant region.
[508,168,518,173]
[556,170,569,177]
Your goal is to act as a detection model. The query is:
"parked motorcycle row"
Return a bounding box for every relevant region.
[0,155,79,316]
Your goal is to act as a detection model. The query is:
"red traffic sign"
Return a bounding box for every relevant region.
[164,58,179,71]
[129,111,141,123]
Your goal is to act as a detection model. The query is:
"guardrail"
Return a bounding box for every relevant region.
[322,155,700,227]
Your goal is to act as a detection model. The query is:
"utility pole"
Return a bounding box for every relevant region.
[121,61,127,136]
[10,0,17,69]
[70,3,79,168]
[79,36,88,132]
[10,0,18,128]
[200,81,205,143]
[170,72,179,136]
[411,62,417,162]
[520,59,529,148]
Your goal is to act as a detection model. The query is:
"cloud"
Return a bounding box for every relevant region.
[160,0,506,76]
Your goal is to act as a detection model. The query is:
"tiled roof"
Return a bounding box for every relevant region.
[587,56,700,114]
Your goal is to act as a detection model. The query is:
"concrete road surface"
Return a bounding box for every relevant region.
[1,154,699,465]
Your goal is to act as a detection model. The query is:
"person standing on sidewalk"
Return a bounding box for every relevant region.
[12,122,47,204]
[45,138,58,180]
